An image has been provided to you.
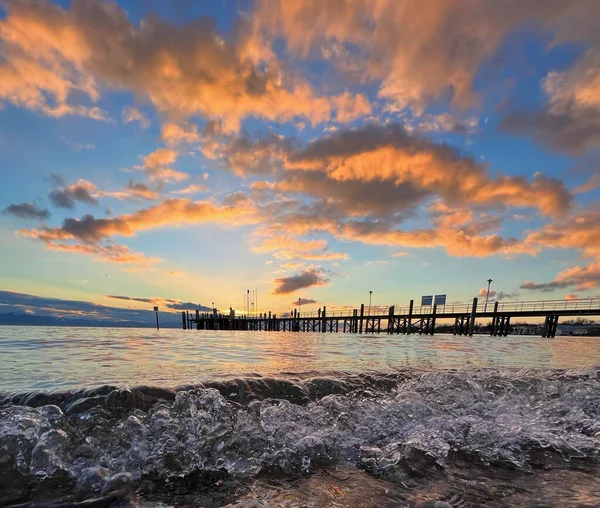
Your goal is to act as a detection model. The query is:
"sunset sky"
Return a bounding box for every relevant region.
[1,0,600,319]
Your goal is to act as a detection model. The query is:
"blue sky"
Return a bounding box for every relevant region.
[1,0,599,319]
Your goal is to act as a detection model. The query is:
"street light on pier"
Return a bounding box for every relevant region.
[369,290,373,316]
[484,278,493,312]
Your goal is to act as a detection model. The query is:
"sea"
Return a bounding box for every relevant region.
[1,326,600,507]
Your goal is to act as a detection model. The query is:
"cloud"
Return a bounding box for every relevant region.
[3,202,50,220]
[476,288,518,301]
[121,181,160,200]
[143,149,178,169]
[0,0,359,131]
[45,242,161,265]
[495,291,519,301]
[49,180,98,209]
[122,105,150,128]
[273,267,330,294]
[161,122,200,145]
[253,235,348,261]
[0,290,204,324]
[248,0,600,114]
[520,281,573,292]
[136,148,188,183]
[565,293,580,301]
[19,197,258,246]
[106,295,211,311]
[293,298,317,305]
[519,208,600,290]
[284,123,572,217]
[392,251,409,257]
[171,184,208,195]
[503,50,600,155]
[574,173,600,194]
[478,288,497,299]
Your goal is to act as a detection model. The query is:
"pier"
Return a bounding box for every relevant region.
[182,297,600,338]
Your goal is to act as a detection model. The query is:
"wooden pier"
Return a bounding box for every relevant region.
[182,297,600,338]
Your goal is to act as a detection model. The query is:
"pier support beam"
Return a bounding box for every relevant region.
[408,300,414,334]
[359,304,364,334]
[468,297,478,336]
[490,301,499,335]
[430,304,437,335]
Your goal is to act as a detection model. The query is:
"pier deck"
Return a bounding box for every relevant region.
[182,297,600,338]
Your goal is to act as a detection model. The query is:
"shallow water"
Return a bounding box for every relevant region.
[1,326,599,392]
[1,327,600,507]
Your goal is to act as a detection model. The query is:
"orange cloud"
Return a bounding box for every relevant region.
[249,0,600,113]
[19,197,259,244]
[284,124,572,216]
[161,122,200,145]
[253,235,349,261]
[45,242,161,265]
[143,149,177,169]
[0,0,365,130]
[171,184,208,195]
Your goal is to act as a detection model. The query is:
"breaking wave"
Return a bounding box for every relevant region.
[1,368,600,506]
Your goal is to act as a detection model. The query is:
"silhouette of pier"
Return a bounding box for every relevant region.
[182,297,600,338]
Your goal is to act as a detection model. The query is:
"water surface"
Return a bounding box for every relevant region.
[1,326,599,392]
[1,326,600,507]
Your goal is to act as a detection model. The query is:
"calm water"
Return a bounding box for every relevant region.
[1,326,599,392]
[2,326,600,507]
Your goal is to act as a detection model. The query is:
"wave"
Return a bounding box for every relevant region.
[1,368,600,506]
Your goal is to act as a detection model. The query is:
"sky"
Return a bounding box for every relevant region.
[0,0,600,321]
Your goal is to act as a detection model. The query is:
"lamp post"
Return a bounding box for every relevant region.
[484,278,493,312]
[298,297,302,317]
[369,290,373,316]
[153,305,159,330]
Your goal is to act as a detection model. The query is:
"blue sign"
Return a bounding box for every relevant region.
[434,294,447,305]
[421,295,433,306]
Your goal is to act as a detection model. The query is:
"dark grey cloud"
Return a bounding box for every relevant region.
[107,295,212,311]
[274,168,427,217]
[502,104,600,156]
[0,290,165,325]
[0,290,216,327]
[273,268,330,295]
[107,295,154,304]
[49,183,98,209]
[519,281,573,292]
[164,301,212,311]
[2,202,51,220]
[495,291,519,301]
[293,298,317,305]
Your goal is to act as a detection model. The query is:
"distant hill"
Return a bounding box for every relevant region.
[0,312,182,328]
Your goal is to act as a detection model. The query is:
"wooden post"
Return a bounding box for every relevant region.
[387,306,394,334]
[182,311,187,330]
[431,304,437,335]
[468,297,478,336]
[407,299,414,335]
[322,306,327,332]
[196,310,200,330]
[491,301,499,336]
[359,304,364,334]
[503,315,511,337]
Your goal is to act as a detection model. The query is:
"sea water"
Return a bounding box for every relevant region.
[1,326,599,506]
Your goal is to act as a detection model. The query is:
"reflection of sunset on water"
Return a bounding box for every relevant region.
[1,327,598,393]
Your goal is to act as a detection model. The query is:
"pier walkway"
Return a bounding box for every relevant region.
[182,297,600,338]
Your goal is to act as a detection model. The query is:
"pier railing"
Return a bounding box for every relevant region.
[292,297,600,318]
